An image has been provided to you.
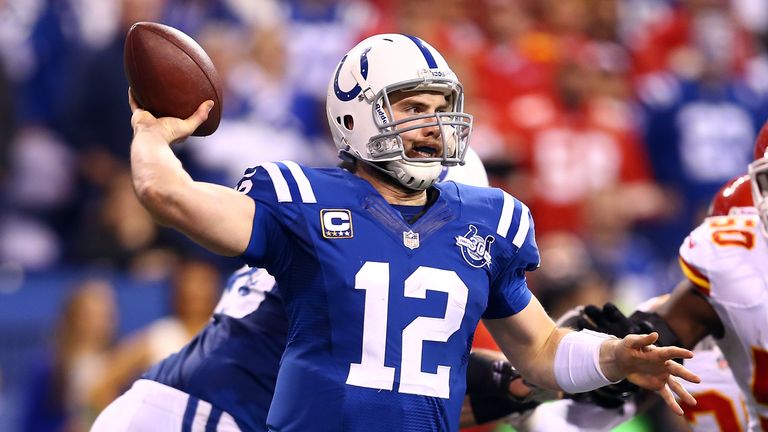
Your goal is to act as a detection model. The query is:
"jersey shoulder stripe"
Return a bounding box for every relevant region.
[261,162,292,202]
[678,256,711,295]
[496,191,515,238]
[280,161,316,203]
[496,190,532,248]
[449,184,540,274]
[511,201,531,248]
[247,161,317,204]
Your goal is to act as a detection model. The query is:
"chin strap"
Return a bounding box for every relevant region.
[342,148,443,191]
[384,159,442,190]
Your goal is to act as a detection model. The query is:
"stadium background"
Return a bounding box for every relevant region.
[0,0,766,430]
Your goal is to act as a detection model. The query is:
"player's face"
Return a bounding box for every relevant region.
[388,90,450,159]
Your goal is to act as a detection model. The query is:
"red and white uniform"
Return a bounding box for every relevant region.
[634,295,748,432]
[679,214,768,431]
[680,337,748,432]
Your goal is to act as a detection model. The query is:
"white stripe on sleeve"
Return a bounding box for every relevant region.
[281,161,317,203]
[512,202,530,248]
[496,191,515,237]
[261,162,292,202]
[191,400,212,432]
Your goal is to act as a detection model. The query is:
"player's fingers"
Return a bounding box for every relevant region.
[185,100,213,127]
[583,304,603,323]
[604,302,621,317]
[665,360,701,384]
[604,303,627,325]
[625,332,659,349]
[668,376,696,407]
[660,346,694,361]
[171,100,213,139]
[657,383,684,416]
[582,305,608,331]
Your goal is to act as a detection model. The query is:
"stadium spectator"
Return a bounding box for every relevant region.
[88,259,220,410]
[501,45,659,236]
[20,279,117,432]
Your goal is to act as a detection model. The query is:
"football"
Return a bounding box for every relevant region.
[124,22,223,136]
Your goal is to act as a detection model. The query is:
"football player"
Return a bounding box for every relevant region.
[570,125,768,431]
[108,33,698,431]
[656,125,767,431]
[92,150,544,432]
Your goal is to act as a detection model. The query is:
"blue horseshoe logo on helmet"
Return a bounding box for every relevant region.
[333,47,371,101]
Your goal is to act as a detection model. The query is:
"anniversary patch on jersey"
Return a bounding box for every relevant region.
[321,209,354,239]
[455,224,494,268]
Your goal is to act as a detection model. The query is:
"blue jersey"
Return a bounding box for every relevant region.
[238,162,539,432]
[142,266,287,432]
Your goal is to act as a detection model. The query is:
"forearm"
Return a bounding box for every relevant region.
[486,315,566,390]
[489,322,621,395]
[485,297,630,393]
[130,129,194,225]
[125,98,253,256]
[513,327,565,389]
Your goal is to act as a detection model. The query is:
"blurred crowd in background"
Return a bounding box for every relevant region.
[1,0,767,431]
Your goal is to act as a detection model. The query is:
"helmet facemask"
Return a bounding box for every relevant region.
[749,154,768,237]
[363,79,472,190]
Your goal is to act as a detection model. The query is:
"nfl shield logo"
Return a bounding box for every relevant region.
[403,230,420,250]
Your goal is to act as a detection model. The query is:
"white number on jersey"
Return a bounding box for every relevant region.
[346,262,469,398]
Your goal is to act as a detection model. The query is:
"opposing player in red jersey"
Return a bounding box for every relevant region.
[665,127,768,432]
[507,173,756,432]
[676,174,754,432]
[581,124,768,431]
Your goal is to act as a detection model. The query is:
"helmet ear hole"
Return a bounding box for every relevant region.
[343,115,354,131]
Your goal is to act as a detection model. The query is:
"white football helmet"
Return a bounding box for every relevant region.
[326,33,473,190]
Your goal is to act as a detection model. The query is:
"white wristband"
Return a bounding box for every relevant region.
[554,330,621,393]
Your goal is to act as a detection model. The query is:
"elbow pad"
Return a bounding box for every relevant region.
[466,350,518,396]
[466,350,541,423]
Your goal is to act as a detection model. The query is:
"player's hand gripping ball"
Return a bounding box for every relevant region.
[124,21,223,136]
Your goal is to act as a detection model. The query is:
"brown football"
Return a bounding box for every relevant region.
[124,22,223,136]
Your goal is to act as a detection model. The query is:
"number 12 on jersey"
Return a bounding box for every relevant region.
[346,261,469,398]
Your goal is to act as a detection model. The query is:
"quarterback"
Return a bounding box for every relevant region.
[91,151,541,432]
[118,33,698,431]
